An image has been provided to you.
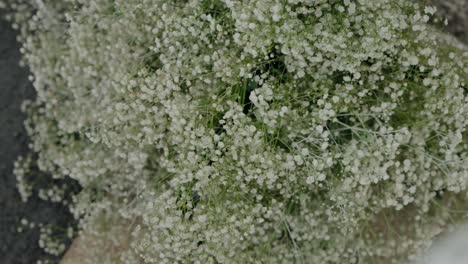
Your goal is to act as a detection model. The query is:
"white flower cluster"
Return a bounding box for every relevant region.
[38,224,67,256]
[14,156,33,202]
[17,217,35,233]
[6,0,468,263]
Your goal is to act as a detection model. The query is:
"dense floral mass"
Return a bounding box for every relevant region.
[4,0,468,263]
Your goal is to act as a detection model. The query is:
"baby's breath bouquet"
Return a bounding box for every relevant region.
[4,0,468,263]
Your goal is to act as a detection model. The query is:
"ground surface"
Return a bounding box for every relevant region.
[0,17,74,264]
[434,0,468,44]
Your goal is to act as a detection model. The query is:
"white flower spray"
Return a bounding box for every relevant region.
[4,0,468,263]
